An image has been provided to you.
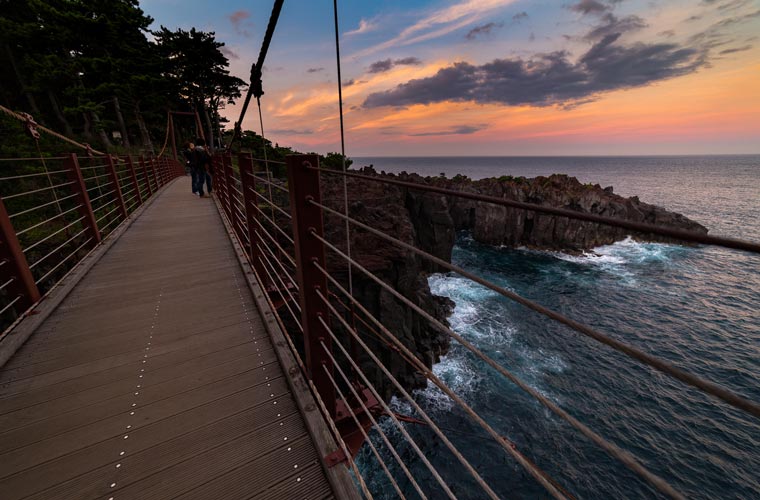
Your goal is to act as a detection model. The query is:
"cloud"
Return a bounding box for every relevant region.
[368,57,423,73]
[568,0,610,15]
[465,22,504,39]
[220,46,239,60]
[269,128,315,135]
[688,8,760,46]
[368,59,394,73]
[512,11,529,22]
[714,0,752,11]
[395,57,423,66]
[719,44,753,54]
[229,10,254,38]
[711,8,760,28]
[584,14,647,40]
[409,125,487,136]
[307,67,325,73]
[345,18,378,36]
[343,79,356,87]
[350,0,518,58]
[363,33,708,109]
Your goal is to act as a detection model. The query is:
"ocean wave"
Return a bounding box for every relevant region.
[426,272,564,409]
[537,236,688,284]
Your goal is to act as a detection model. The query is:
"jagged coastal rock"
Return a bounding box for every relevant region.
[397,170,708,254]
[311,167,708,398]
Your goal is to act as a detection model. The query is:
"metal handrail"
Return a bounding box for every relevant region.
[29,227,89,270]
[3,181,76,201]
[23,216,87,253]
[0,169,69,181]
[16,204,83,236]
[35,237,93,285]
[9,193,78,219]
[309,199,760,421]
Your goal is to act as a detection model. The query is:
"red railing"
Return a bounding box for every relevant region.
[0,153,184,332]
[208,149,760,500]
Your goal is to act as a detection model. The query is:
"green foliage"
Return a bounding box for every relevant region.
[152,26,246,134]
[0,0,245,152]
[321,152,353,171]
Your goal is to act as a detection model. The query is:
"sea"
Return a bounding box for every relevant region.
[350,155,760,499]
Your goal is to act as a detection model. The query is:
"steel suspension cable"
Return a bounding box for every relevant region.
[156,112,172,158]
[247,184,292,220]
[300,362,374,500]
[314,291,461,499]
[311,199,760,421]
[28,227,88,270]
[0,104,106,155]
[10,193,78,219]
[318,225,683,498]
[0,169,68,181]
[251,173,289,194]
[310,167,760,254]
[35,237,93,285]
[327,276,574,500]
[0,296,22,317]
[331,0,355,306]
[318,359,407,500]
[23,216,86,254]
[255,241,302,313]
[16,204,82,236]
[230,0,285,148]
[249,202,296,249]
[3,181,76,201]
[253,105,288,270]
[255,237,299,293]
[313,288,517,500]
[317,339,428,499]
[312,233,684,500]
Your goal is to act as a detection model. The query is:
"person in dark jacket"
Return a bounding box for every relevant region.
[192,138,213,197]
[183,142,196,193]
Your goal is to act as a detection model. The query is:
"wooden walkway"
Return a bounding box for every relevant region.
[0,177,340,499]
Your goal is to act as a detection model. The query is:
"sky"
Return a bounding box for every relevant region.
[140,0,760,156]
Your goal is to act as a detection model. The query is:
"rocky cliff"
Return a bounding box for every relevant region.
[291,167,707,399]
[388,169,707,258]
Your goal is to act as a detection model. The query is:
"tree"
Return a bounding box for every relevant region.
[321,152,353,171]
[0,0,170,149]
[153,27,246,148]
[0,1,245,152]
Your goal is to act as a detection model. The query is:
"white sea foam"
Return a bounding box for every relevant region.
[425,271,565,411]
[538,236,683,285]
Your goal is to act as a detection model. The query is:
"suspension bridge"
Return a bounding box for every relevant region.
[1,1,759,499]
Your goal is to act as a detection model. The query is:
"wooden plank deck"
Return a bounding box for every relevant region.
[0,177,341,499]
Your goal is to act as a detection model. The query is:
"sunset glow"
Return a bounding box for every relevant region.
[142,0,760,155]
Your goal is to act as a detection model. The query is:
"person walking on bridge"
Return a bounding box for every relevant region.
[192,138,213,197]
[183,141,197,194]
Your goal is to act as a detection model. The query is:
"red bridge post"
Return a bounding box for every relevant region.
[149,157,160,189]
[125,156,143,206]
[287,154,336,418]
[65,153,101,246]
[238,153,266,279]
[106,155,128,221]
[139,156,153,197]
[0,197,41,313]
[222,154,234,221]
